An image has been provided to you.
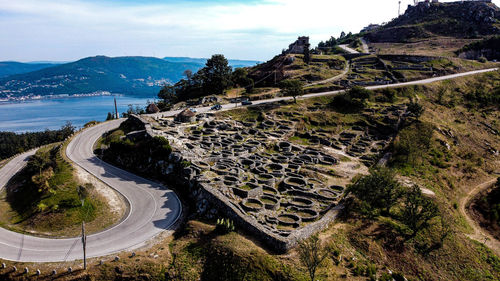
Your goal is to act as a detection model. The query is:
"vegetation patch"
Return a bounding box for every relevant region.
[0,144,114,237]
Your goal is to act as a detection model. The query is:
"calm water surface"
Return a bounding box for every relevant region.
[0,95,155,132]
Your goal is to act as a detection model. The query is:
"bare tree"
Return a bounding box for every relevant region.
[297,234,331,281]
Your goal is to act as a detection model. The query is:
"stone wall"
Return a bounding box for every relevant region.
[109,114,345,253]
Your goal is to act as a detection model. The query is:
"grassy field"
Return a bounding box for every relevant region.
[371,37,482,57]
[0,143,118,237]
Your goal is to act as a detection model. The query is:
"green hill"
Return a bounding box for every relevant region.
[0,56,205,99]
[0,62,59,78]
[365,1,500,43]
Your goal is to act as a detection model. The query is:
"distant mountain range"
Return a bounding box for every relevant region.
[163,57,259,69]
[0,56,259,100]
[0,62,61,78]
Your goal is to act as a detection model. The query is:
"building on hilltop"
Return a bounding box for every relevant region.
[287,36,309,54]
[361,24,381,33]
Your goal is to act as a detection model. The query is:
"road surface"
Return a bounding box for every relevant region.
[339,44,359,54]
[0,120,182,262]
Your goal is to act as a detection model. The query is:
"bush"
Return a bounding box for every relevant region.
[332,86,372,112]
[401,185,440,237]
[215,218,235,234]
[392,122,434,167]
[347,168,404,216]
[376,88,397,103]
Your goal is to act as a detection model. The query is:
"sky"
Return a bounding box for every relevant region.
[1,0,499,62]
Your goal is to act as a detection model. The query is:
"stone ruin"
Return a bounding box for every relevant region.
[128,103,408,252]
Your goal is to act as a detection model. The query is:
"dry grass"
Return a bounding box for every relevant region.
[370,37,482,57]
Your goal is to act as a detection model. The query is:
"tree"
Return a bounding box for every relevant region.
[332,86,372,112]
[393,122,434,165]
[158,85,178,104]
[29,152,50,176]
[297,234,331,281]
[244,79,255,94]
[106,112,114,121]
[231,68,248,86]
[59,121,75,139]
[279,79,304,103]
[407,99,424,120]
[183,69,193,82]
[201,54,233,95]
[347,168,404,215]
[401,185,440,237]
[303,43,311,64]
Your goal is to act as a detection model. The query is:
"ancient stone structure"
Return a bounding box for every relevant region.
[114,101,408,252]
[175,109,196,123]
[287,36,310,54]
[146,103,160,114]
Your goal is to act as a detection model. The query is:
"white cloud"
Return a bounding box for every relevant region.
[0,0,498,61]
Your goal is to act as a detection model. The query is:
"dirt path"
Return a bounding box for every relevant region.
[338,44,359,54]
[305,63,350,87]
[460,178,500,255]
[360,38,370,54]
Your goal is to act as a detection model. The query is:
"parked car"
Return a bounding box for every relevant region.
[241,100,253,106]
[188,108,198,113]
[211,104,222,111]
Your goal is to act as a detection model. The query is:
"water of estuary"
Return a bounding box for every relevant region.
[0,95,154,132]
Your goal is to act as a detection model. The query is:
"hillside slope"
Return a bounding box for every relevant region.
[0,62,59,78]
[0,56,205,99]
[366,1,500,43]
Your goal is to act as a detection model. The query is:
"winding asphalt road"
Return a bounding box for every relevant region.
[0,67,497,263]
[151,67,499,118]
[0,119,182,262]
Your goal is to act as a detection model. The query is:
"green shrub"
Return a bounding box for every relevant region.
[331,86,372,112]
[215,218,235,234]
[347,168,404,216]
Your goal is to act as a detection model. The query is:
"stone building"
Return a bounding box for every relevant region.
[175,109,196,123]
[146,103,160,114]
[287,36,309,54]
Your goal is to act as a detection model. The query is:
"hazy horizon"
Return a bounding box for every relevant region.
[2,0,499,62]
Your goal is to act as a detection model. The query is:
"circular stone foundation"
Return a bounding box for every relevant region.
[241,198,264,212]
[277,214,300,227]
[290,197,314,208]
[260,195,280,210]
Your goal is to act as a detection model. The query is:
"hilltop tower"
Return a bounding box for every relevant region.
[287,36,310,54]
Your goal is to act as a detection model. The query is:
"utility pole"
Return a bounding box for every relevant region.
[82,222,87,270]
[114,97,118,119]
[399,1,402,15]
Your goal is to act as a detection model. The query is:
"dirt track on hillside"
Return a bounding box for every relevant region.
[461,178,500,255]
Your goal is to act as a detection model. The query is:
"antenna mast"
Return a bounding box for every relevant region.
[114,97,118,119]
